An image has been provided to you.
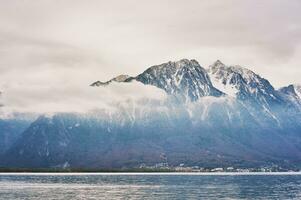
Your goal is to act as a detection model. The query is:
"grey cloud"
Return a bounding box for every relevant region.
[0,81,167,118]
[0,0,300,94]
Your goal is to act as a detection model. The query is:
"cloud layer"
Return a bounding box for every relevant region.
[0,81,167,118]
[0,0,300,117]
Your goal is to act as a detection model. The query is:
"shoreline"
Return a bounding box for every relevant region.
[1,172,301,176]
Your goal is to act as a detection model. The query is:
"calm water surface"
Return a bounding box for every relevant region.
[0,173,301,199]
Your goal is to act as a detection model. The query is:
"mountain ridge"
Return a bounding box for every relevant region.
[92,59,224,101]
[91,59,299,105]
[1,58,301,169]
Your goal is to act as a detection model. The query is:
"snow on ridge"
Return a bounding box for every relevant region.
[207,60,278,98]
[294,84,301,99]
[208,73,238,97]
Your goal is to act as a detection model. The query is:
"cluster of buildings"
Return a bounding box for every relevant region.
[139,163,297,172]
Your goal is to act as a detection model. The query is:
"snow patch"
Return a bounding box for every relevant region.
[208,74,238,97]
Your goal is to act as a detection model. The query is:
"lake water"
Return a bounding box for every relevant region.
[0,173,301,199]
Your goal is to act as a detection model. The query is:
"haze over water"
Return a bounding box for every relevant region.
[0,173,301,199]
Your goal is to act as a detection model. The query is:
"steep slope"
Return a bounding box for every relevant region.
[295,85,301,98]
[278,84,301,111]
[135,59,223,101]
[0,119,30,155]
[3,116,71,168]
[207,60,288,125]
[208,60,284,106]
[0,91,35,155]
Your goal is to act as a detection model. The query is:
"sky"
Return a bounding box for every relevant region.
[0,0,300,115]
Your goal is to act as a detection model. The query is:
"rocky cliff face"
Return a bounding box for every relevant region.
[135,59,224,101]
[208,60,285,106]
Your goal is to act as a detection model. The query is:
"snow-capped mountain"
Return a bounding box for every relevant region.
[92,59,224,101]
[90,59,300,125]
[279,84,301,99]
[1,58,301,169]
[207,60,291,124]
[207,60,284,106]
[278,84,301,110]
[135,59,224,101]
[91,59,299,123]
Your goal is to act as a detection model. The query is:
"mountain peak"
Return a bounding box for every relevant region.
[208,61,260,84]
[135,59,223,101]
[176,58,199,66]
[208,61,285,114]
[111,74,131,82]
[278,84,301,111]
[90,59,224,100]
[147,59,200,72]
[91,74,132,86]
[213,59,224,66]
[279,84,301,99]
[280,84,295,93]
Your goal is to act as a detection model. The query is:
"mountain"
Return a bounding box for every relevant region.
[1,58,301,169]
[4,102,301,169]
[134,59,224,101]
[207,60,293,126]
[91,75,132,86]
[92,59,224,101]
[0,119,31,155]
[208,60,285,106]
[278,84,301,111]
[0,91,32,155]
[3,116,72,168]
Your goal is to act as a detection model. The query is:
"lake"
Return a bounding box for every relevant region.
[0,173,301,199]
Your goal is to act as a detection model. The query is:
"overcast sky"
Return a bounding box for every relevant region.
[0,0,300,115]
[0,0,300,88]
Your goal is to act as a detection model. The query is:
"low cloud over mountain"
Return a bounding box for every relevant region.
[0,59,300,169]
